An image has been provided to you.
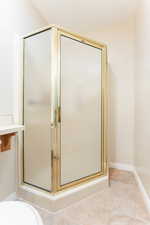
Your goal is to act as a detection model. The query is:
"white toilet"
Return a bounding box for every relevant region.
[0,201,44,225]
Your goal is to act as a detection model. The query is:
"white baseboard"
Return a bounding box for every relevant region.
[110,162,150,213]
[110,162,134,172]
[4,192,17,201]
[133,169,150,213]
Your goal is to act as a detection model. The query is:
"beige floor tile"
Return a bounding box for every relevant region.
[53,213,84,225]
[109,168,137,185]
[108,215,150,225]
[28,168,150,225]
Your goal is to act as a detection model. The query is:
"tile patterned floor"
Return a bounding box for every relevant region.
[36,168,150,225]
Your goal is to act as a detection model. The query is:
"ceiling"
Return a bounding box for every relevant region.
[31,0,137,32]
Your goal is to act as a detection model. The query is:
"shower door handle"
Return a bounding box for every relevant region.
[51,108,57,128]
[51,106,61,128]
[57,106,61,123]
[51,150,59,161]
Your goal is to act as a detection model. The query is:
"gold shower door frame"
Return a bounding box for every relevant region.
[22,25,107,193]
[50,26,108,192]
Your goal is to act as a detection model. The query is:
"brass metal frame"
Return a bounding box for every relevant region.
[22,25,108,193]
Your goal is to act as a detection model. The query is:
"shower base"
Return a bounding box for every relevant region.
[17,176,108,212]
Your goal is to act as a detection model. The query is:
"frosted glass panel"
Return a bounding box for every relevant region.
[23,30,51,191]
[60,36,102,185]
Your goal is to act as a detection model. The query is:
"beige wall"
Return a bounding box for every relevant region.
[135,0,150,198]
[83,19,135,165]
[0,0,46,200]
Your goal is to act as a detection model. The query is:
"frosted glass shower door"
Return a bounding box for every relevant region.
[23,30,52,191]
[60,35,102,186]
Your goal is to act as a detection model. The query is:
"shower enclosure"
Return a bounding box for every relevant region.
[22,25,107,193]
